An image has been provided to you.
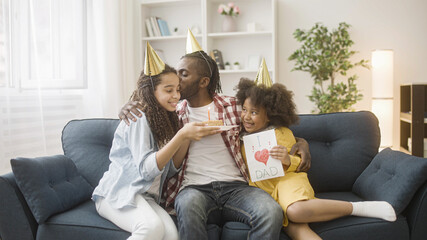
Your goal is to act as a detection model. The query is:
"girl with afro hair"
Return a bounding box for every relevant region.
[236,78,396,240]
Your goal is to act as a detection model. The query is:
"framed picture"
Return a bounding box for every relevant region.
[247,55,260,70]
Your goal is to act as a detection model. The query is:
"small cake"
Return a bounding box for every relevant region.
[202,120,224,126]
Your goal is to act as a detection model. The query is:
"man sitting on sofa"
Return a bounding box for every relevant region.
[118,31,311,240]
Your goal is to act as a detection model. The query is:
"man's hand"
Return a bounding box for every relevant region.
[118,101,144,126]
[290,137,311,172]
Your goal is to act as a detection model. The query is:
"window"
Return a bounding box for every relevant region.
[0,0,88,175]
[5,0,87,89]
[0,0,9,87]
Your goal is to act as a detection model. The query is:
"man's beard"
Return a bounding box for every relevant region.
[180,78,201,100]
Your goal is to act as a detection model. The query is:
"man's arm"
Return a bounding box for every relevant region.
[118,101,144,125]
[290,137,311,172]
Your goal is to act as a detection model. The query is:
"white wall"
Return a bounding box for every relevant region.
[277,0,427,149]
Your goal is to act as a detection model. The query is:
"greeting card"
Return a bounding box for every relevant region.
[243,129,285,182]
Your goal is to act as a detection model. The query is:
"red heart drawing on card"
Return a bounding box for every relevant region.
[254,149,269,166]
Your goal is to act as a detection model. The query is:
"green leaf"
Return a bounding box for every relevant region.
[289,22,367,113]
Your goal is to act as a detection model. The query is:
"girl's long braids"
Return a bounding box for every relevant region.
[184,51,222,97]
[130,64,180,148]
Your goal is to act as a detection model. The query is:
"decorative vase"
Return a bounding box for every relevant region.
[222,15,236,32]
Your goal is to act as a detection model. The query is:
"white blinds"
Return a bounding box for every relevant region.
[0,91,84,174]
[0,0,138,175]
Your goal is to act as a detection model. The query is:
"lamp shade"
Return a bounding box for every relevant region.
[372,50,394,98]
[371,49,394,149]
[372,99,394,147]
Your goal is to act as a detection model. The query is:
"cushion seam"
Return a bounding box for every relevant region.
[314,217,406,234]
[43,222,124,232]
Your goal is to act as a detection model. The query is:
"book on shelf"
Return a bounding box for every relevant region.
[157,19,171,36]
[145,18,154,37]
[209,51,215,61]
[212,49,225,70]
[146,17,172,37]
[150,17,161,37]
[157,19,166,36]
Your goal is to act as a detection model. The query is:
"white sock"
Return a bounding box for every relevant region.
[351,201,396,222]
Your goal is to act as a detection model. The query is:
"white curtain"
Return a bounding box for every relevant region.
[86,0,139,118]
[0,0,139,175]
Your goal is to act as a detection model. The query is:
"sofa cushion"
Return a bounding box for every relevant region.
[353,148,427,214]
[221,222,250,240]
[290,111,380,192]
[309,214,409,240]
[39,200,221,240]
[62,119,119,187]
[38,200,129,240]
[309,191,409,240]
[11,155,93,224]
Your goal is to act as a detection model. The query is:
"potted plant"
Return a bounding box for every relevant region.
[225,62,231,70]
[172,27,179,36]
[288,22,369,114]
[233,61,240,70]
[218,2,240,32]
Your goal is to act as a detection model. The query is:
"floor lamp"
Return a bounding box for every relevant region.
[371,50,394,149]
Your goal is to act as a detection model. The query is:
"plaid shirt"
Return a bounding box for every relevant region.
[161,94,249,213]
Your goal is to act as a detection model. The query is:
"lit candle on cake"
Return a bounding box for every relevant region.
[202,107,223,126]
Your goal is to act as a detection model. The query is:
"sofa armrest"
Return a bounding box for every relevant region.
[0,172,37,240]
[405,181,427,240]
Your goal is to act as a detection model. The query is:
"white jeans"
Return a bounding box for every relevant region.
[95,195,178,240]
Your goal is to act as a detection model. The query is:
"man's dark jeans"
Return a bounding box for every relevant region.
[175,181,283,240]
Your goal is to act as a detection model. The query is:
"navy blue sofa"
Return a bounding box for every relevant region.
[1,111,427,240]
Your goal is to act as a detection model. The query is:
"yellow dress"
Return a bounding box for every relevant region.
[241,127,315,227]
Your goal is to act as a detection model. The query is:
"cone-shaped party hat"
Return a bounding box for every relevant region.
[144,42,165,76]
[254,58,272,88]
[186,28,203,54]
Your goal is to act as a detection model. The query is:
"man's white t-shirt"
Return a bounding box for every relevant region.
[180,102,245,189]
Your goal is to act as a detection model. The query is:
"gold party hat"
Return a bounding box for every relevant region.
[144,42,165,76]
[254,58,272,88]
[186,28,203,54]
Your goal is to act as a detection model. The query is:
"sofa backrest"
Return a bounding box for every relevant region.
[62,119,119,188]
[62,111,380,192]
[290,111,380,193]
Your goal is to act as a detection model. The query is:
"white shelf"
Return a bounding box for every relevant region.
[208,31,272,38]
[220,69,274,74]
[140,0,277,96]
[220,69,257,74]
[141,0,199,7]
[208,0,263,3]
[142,34,202,41]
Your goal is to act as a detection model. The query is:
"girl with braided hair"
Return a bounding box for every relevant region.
[92,43,219,240]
